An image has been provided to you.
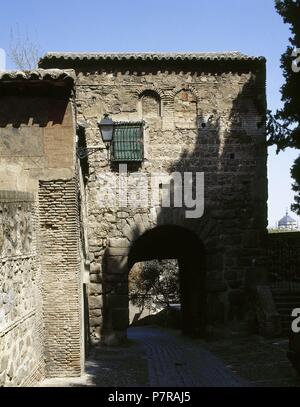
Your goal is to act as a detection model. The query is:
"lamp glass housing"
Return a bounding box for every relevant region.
[98,114,114,142]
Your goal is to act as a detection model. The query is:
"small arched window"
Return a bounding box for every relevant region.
[139,90,161,118]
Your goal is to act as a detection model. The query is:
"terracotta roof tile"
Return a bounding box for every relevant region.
[0,68,76,82]
[39,51,265,65]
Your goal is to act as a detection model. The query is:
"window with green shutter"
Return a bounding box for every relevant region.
[111,122,144,162]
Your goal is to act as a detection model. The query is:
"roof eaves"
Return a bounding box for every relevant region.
[0,68,76,83]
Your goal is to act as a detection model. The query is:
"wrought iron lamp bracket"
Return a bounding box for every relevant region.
[77,145,107,159]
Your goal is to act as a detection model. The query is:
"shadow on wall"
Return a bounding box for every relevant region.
[100,69,267,344]
[0,83,70,127]
[162,75,267,329]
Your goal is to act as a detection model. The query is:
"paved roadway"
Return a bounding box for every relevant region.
[128,326,251,387]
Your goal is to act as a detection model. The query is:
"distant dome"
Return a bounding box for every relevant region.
[278,210,297,229]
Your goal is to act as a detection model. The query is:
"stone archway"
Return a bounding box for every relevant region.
[103,225,206,344]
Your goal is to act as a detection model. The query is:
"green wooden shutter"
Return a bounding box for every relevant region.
[112,122,143,162]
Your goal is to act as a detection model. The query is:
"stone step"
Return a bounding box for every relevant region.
[276,304,300,311]
[273,293,300,297]
[277,310,298,318]
[272,294,300,300]
[275,303,300,309]
[273,297,300,302]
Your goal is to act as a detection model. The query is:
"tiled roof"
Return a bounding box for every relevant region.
[39,52,265,65]
[0,68,76,82]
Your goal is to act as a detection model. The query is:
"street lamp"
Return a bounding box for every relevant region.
[98,113,114,143]
[76,114,114,160]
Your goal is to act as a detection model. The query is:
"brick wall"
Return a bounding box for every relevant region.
[38,178,83,377]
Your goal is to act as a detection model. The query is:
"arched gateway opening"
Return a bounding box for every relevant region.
[103,225,206,343]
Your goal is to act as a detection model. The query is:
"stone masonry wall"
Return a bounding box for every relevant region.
[38,178,83,377]
[0,191,45,386]
[73,62,267,341]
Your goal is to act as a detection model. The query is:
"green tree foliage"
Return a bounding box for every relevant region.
[129,259,180,310]
[267,0,300,213]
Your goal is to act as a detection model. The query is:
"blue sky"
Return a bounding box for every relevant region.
[0,0,299,227]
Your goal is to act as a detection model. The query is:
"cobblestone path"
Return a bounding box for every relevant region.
[128,326,251,387]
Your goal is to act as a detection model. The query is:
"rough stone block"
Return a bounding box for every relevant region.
[89,295,103,310]
[90,262,101,274]
[106,247,129,256]
[90,274,102,283]
[108,238,130,248]
[89,283,102,295]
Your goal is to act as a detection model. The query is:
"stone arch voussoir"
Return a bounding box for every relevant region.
[171,85,199,103]
[135,85,165,100]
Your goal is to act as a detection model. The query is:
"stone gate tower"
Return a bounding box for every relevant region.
[0,52,267,385]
